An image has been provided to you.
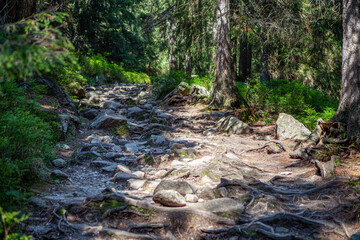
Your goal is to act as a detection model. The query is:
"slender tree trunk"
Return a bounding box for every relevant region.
[260,44,271,82]
[169,19,177,71]
[186,50,191,77]
[209,0,240,107]
[332,0,360,137]
[238,33,252,82]
[0,0,36,24]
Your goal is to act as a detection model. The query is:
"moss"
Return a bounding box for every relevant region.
[88,200,127,215]
[111,123,129,138]
[128,206,156,220]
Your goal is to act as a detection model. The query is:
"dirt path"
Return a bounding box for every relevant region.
[26,84,360,240]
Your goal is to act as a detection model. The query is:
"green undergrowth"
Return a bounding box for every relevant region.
[152,70,212,99]
[237,79,338,130]
[0,81,61,209]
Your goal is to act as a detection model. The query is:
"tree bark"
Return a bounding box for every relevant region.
[238,33,252,82]
[260,44,271,82]
[0,0,36,24]
[169,18,177,71]
[332,0,360,137]
[209,0,240,107]
[186,50,191,77]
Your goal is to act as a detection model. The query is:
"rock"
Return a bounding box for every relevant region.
[189,85,209,99]
[142,104,153,110]
[315,158,335,179]
[154,170,167,178]
[197,186,216,200]
[154,180,197,196]
[103,101,121,110]
[90,137,101,144]
[185,194,199,203]
[200,175,213,184]
[290,148,309,160]
[102,165,117,172]
[81,109,99,120]
[162,82,190,101]
[115,164,132,174]
[125,143,139,153]
[127,106,143,118]
[149,135,166,146]
[351,233,360,240]
[215,187,228,198]
[127,179,147,190]
[105,152,122,159]
[51,170,69,179]
[51,158,67,168]
[91,160,114,167]
[90,112,127,129]
[133,171,145,178]
[197,198,244,214]
[56,144,71,150]
[112,145,122,152]
[266,143,283,154]
[153,190,186,207]
[170,143,186,150]
[275,113,311,141]
[203,128,217,136]
[115,172,138,181]
[29,197,48,208]
[217,116,252,134]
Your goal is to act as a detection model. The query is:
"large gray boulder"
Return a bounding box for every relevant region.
[90,112,127,129]
[217,116,252,134]
[189,85,209,99]
[276,113,311,141]
[153,190,186,207]
[154,180,197,196]
[162,82,190,100]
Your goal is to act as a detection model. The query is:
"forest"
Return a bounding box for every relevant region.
[1,0,360,239]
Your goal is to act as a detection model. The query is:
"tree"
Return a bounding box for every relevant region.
[209,0,240,107]
[332,0,360,137]
[0,0,36,24]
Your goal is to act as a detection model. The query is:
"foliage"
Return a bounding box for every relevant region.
[0,206,31,240]
[237,79,338,130]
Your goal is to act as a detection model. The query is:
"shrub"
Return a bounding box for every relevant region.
[0,206,31,240]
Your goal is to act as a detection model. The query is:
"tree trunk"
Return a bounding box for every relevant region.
[332,0,360,137]
[209,0,240,107]
[0,0,36,24]
[260,44,271,82]
[238,33,252,82]
[169,19,177,71]
[186,50,191,77]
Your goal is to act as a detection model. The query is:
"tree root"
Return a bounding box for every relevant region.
[101,204,128,220]
[127,223,164,232]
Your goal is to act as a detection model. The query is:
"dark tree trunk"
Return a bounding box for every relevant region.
[260,44,271,82]
[332,0,360,137]
[186,50,191,77]
[0,0,36,24]
[169,19,177,71]
[238,34,252,82]
[209,0,240,107]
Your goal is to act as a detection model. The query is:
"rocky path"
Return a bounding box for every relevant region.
[26,83,360,240]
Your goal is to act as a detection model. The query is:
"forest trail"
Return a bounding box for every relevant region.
[27,84,360,240]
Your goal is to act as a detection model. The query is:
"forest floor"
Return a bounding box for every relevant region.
[25,83,360,240]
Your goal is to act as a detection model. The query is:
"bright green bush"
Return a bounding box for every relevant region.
[237,79,338,130]
[0,206,31,240]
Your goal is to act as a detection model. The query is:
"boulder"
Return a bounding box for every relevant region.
[185,194,199,203]
[127,179,147,190]
[189,85,209,99]
[217,116,252,134]
[103,101,122,110]
[275,113,311,141]
[115,172,138,182]
[52,158,67,168]
[153,190,186,207]
[154,180,197,196]
[162,82,190,101]
[90,112,127,129]
[127,106,143,118]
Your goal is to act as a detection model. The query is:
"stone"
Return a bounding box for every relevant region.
[267,144,283,154]
[215,187,228,198]
[217,116,252,134]
[52,158,67,168]
[203,128,217,136]
[51,170,69,179]
[198,186,216,200]
[189,85,209,99]
[162,82,190,101]
[115,164,132,174]
[197,198,244,214]
[112,145,122,152]
[125,143,139,153]
[90,137,101,144]
[102,165,117,172]
[200,175,213,184]
[133,171,145,178]
[149,135,166,146]
[91,160,114,167]
[315,158,335,179]
[90,112,127,129]
[29,197,48,208]
[115,172,138,181]
[142,104,153,110]
[289,148,309,160]
[154,180,197,196]
[153,190,186,207]
[127,106,143,118]
[105,152,122,159]
[170,143,186,150]
[127,179,147,190]
[81,109,99,120]
[154,170,167,178]
[103,101,121,110]
[275,113,311,141]
[185,194,199,203]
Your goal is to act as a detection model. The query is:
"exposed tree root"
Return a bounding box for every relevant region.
[127,223,164,232]
[101,204,128,220]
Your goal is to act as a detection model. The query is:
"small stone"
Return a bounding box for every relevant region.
[197,198,244,214]
[115,164,132,174]
[52,158,67,168]
[51,170,69,179]
[153,190,186,207]
[275,227,289,233]
[91,160,114,167]
[266,144,283,154]
[125,143,139,153]
[215,187,228,198]
[105,152,122,159]
[154,170,167,178]
[112,145,122,152]
[115,172,138,181]
[149,135,166,146]
[217,116,252,134]
[154,180,197,196]
[185,194,198,203]
[29,197,48,208]
[198,186,216,200]
[127,179,147,190]
[133,171,145,178]
[200,175,213,184]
